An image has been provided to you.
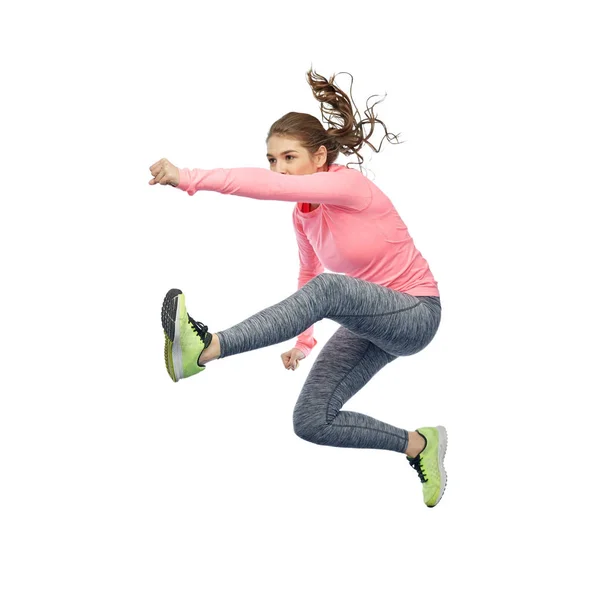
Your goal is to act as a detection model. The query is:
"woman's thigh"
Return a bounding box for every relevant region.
[311,273,441,358]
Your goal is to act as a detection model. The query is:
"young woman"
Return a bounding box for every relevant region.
[149,69,447,508]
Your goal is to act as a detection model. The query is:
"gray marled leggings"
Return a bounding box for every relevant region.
[215,273,441,454]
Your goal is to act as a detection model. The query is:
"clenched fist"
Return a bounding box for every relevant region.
[149,158,180,187]
[281,348,306,371]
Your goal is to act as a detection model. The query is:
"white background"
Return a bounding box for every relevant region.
[1,0,599,598]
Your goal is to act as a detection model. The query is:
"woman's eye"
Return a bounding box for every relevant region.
[268,156,294,164]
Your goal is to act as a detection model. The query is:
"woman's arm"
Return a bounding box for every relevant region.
[177,166,371,209]
[292,217,324,358]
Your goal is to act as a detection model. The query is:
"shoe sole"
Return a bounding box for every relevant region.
[429,425,448,507]
[161,288,184,382]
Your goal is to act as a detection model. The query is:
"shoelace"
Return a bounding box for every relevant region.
[407,455,428,483]
[188,314,209,341]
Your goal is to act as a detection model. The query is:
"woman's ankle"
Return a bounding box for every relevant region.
[405,431,426,458]
[198,333,220,365]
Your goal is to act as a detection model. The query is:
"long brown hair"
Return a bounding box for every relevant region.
[266,67,403,174]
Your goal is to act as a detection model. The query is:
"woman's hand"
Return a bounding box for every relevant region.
[149,158,180,187]
[281,348,306,371]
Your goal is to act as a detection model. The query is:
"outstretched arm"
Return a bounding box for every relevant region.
[177,165,371,209]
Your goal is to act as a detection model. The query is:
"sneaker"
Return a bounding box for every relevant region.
[161,288,213,382]
[406,426,448,507]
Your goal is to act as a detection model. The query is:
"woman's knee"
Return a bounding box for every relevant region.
[293,410,330,445]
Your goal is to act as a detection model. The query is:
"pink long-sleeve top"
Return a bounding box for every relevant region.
[177,163,439,358]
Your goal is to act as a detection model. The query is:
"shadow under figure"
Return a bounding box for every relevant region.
[152,66,448,507]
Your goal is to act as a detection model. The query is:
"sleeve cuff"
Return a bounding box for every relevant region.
[294,344,311,357]
[176,167,191,193]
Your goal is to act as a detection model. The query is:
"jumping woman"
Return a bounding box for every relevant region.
[148,68,447,508]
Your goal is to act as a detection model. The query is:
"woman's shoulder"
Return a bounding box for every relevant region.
[328,163,365,177]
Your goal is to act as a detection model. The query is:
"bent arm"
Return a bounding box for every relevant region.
[292,218,324,358]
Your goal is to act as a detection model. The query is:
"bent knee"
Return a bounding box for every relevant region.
[293,413,331,445]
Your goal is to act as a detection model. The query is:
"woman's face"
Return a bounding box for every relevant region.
[267,136,328,175]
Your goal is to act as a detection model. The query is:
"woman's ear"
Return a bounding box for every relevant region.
[315,144,328,168]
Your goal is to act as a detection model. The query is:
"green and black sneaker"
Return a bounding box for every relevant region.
[406,426,448,508]
[161,288,212,382]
